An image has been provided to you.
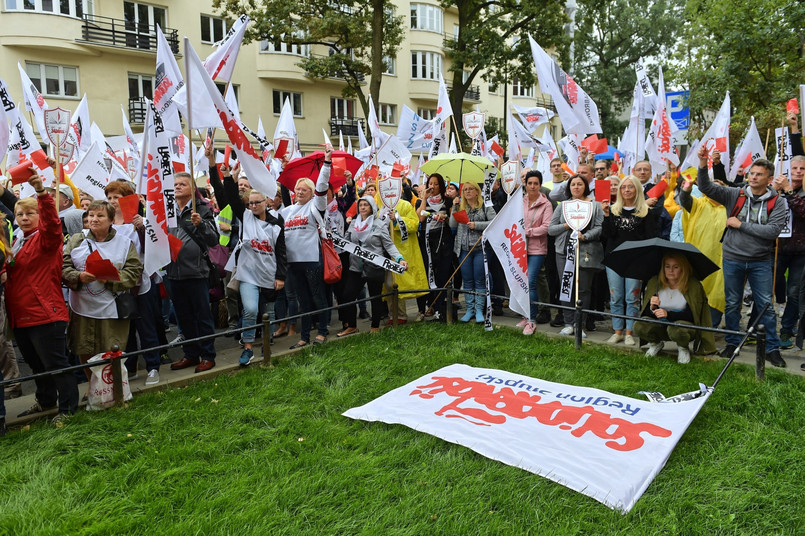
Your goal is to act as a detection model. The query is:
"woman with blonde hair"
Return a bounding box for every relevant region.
[449,181,496,323]
[634,253,716,363]
[601,175,661,346]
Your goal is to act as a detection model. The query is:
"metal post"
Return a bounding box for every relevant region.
[391,284,399,327]
[446,281,454,325]
[110,344,124,406]
[262,313,272,367]
[574,299,583,350]
[755,324,766,381]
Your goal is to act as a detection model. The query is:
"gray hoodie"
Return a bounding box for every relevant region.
[697,166,788,262]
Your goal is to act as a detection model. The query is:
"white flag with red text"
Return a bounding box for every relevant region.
[731,117,765,180]
[513,104,555,133]
[699,92,731,178]
[154,25,185,134]
[204,14,249,83]
[645,66,679,174]
[344,363,712,513]
[483,188,529,319]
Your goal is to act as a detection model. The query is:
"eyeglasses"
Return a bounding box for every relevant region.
[594,167,606,171]
[247,200,266,206]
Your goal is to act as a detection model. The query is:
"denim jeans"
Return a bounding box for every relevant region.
[527,254,546,321]
[240,281,276,344]
[723,258,780,351]
[459,248,486,298]
[605,267,641,332]
[776,252,805,334]
[288,261,328,342]
[167,278,216,361]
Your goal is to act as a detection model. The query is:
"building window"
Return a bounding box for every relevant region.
[273,90,303,117]
[512,76,534,98]
[410,3,443,32]
[26,62,78,98]
[215,82,239,104]
[124,1,166,50]
[411,51,441,80]
[379,103,396,125]
[488,81,498,95]
[383,56,396,76]
[331,97,355,119]
[260,33,310,56]
[417,108,436,120]
[5,0,92,17]
[128,73,153,100]
[200,15,227,44]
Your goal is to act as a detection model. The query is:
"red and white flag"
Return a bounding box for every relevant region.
[273,97,298,159]
[121,104,141,157]
[731,117,764,180]
[529,36,600,136]
[483,188,529,320]
[344,363,712,513]
[513,104,555,133]
[65,94,91,155]
[0,76,55,184]
[0,77,13,163]
[17,62,49,145]
[153,25,185,134]
[204,14,249,83]
[645,66,679,174]
[699,92,731,177]
[434,73,454,134]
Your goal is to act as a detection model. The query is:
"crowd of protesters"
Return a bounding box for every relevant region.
[1,111,804,437]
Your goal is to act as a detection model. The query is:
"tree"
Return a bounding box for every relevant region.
[570,0,685,138]
[441,0,569,148]
[213,0,404,117]
[673,0,805,142]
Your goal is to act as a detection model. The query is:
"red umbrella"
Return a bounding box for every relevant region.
[278,150,362,192]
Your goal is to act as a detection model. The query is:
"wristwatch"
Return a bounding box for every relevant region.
[786,189,795,196]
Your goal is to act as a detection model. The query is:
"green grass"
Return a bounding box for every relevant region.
[1,324,803,535]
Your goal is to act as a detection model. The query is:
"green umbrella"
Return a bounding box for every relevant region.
[419,152,499,184]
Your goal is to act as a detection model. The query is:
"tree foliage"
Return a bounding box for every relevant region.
[213,0,404,117]
[673,0,805,141]
[442,0,569,147]
[571,0,684,138]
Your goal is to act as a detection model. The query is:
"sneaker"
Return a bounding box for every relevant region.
[415,312,426,322]
[559,325,574,336]
[145,369,160,386]
[18,401,56,418]
[516,318,529,328]
[720,344,737,358]
[623,334,636,346]
[239,348,255,367]
[523,322,536,336]
[765,350,786,368]
[170,333,185,345]
[645,341,664,357]
[535,310,551,324]
[581,331,587,339]
[779,333,794,349]
[550,313,564,327]
[51,413,69,426]
[677,347,691,364]
[606,333,624,344]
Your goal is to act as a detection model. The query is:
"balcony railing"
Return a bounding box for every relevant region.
[534,96,557,113]
[329,117,364,137]
[81,14,179,54]
[446,85,481,102]
[129,98,147,124]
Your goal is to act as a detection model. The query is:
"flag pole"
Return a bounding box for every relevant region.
[764,128,771,154]
[183,36,197,214]
[55,131,61,209]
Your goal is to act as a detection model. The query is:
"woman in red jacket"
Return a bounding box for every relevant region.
[5,171,78,423]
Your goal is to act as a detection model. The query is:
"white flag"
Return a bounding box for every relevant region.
[17,62,49,145]
[483,188,529,319]
[0,77,14,163]
[204,14,249,83]
[338,130,345,152]
[1,76,44,165]
[434,73,453,133]
[366,95,389,147]
[513,104,555,133]
[273,97,298,151]
[529,35,601,135]
[645,66,679,174]
[373,134,412,175]
[69,142,110,200]
[224,86,241,122]
[322,128,332,147]
[634,58,658,120]
[679,138,701,173]
[508,110,537,157]
[396,105,435,152]
[185,38,277,199]
[775,127,793,180]
[121,105,141,157]
[65,94,91,153]
[699,92,731,178]
[153,25,185,133]
[620,80,647,166]
[731,117,765,180]
[558,133,582,172]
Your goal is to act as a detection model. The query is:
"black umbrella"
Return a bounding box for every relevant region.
[603,238,720,281]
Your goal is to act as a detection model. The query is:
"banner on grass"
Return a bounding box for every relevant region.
[344,363,711,513]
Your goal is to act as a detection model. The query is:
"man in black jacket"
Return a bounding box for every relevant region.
[167,172,220,373]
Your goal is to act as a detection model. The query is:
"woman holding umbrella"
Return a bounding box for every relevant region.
[634,253,716,363]
[601,175,661,346]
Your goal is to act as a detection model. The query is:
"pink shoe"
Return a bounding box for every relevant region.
[523,322,536,336]
[516,317,529,328]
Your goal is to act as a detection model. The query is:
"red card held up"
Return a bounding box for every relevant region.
[117,194,140,223]
[7,159,34,185]
[223,145,232,166]
[84,250,121,281]
[787,98,799,114]
[332,156,346,179]
[594,180,611,202]
[646,180,668,199]
[274,139,290,160]
[452,210,469,224]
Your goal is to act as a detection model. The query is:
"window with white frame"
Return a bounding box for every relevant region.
[383,55,396,75]
[330,98,355,119]
[512,76,534,98]
[410,3,443,32]
[200,15,228,44]
[273,90,303,117]
[411,51,442,80]
[128,73,153,100]
[488,80,498,95]
[260,33,310,56]
[26,62,78,98]
[5,0,92,17]
[417,108,436,120]
[379,103,396,125]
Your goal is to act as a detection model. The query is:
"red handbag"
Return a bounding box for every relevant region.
[321,237,342,284]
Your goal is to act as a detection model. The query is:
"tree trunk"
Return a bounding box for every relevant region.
[366,0,385,119]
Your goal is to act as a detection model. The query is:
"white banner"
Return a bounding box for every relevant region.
[344,363,712,513]
[69,142,109,200]
[328,231,406,274]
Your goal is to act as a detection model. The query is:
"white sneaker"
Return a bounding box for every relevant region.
[145,369,160,385]
[581,331,587,339]
[645,341,664,357]
[623,334,636,346]
[606,333,624,344]
[559,325,574,336]
[677,347,691,364]
[170,334,185,345]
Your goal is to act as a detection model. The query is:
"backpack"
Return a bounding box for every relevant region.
[729,190,778,222]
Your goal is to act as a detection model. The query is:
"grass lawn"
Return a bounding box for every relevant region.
[1,324,803,535]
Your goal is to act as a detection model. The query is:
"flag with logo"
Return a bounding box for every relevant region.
[731,117,765,180]
[344,363,712,513]
[645,66,679,175]
[153,25,185,134]
[69,142,110,200]
[204,14,249,82]
[0,77,13,163]
[397,105,435,152]
[17,62,49,145]
[699,92,731,178]
[513,104,555,133]
[634,58,658,120]
[529,36,600,136]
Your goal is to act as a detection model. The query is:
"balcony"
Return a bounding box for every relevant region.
[448,84,480,102]
[534,96,557,113]
[129,98,147,124]
[80,14,179,54]
[329,117,364,137]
